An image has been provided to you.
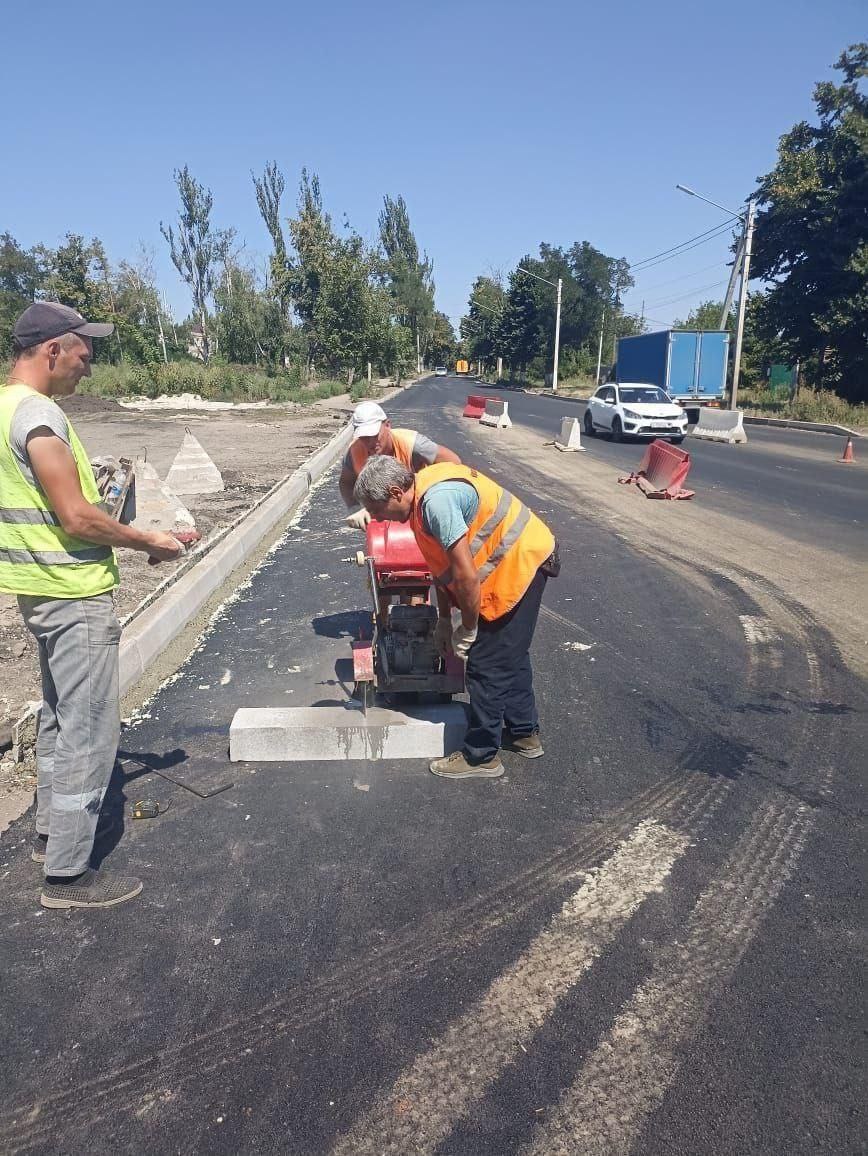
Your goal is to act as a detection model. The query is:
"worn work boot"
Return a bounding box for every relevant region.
[32,812,118,863]
[429,751,505,779]
[40,869,142,910]
[504,731,545,759]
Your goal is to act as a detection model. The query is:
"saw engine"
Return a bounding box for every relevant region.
[351,520,464,698]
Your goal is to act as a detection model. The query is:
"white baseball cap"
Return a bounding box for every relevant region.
[351,400,388,440]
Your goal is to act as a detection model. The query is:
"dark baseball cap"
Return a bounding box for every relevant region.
[13,302,115,350]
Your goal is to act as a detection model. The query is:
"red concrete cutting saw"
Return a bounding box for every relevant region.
[351,521,464,701]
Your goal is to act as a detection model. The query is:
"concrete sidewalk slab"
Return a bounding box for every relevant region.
[229,702,468,762]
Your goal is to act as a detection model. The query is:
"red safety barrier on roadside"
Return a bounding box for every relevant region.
[617,439,695,499]
[462,394,495,419]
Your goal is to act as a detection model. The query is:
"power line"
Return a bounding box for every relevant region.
[626,259,730,294]
[630,220,735,269]
[644,279,729,310]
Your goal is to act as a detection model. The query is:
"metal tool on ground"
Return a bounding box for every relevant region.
[618,439,696,500]
[130,798,170,820]
[351,520,464,703]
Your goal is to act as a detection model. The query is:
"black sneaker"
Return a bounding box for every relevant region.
[40,868,142,910]
[31,813,119,863]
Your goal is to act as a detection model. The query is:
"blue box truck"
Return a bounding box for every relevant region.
[615,330,729,415]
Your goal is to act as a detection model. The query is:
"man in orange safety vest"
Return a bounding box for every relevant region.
[354,455,559,780]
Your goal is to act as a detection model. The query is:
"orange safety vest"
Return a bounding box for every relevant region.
[349,428,416,475]
[410,464,555,621]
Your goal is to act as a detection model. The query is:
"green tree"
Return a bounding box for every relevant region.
[161,166,224,364]
[673,299,734,331]
[750,43,868,402]
[252,161,294,362]
[428,311,459,368]
[461,277,505,369]
[0,234,44,357]
[378,194,435,369]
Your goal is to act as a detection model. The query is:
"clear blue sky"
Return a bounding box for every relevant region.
[4,0,863,333]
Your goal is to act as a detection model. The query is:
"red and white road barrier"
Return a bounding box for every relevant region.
[618,439,695,500]
[462,394,496,419]
[479,398,512,429]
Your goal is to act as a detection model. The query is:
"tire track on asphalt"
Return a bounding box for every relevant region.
[328,820,691,1156]
[2,775,727,1152]
[521,785,824,1156]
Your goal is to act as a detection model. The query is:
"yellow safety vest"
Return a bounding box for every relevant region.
[0,383,119,598]
[410,463,555,621]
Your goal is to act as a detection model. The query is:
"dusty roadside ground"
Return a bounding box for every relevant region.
[0,389,364,817]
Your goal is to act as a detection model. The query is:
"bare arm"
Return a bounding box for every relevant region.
[339,464,358,508]
[433,444,461,465]
[445,536,480,629]
[434,585,452,619]
[27,433,183,562]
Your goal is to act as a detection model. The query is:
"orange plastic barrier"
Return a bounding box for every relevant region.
[617,439,695,499]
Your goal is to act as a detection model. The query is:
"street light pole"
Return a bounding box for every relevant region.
[595,310,606,385]
[552,278,562,394]
[675,183,755,410]
[730,197,756,411]
[517,266,562,393]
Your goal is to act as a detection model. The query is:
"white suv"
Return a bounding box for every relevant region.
[584,382,688,443]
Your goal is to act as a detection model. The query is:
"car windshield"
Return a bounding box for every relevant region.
[618,387,671,404]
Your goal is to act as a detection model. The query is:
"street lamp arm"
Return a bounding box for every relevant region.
[516,266,559,289]
[675,184,745,220]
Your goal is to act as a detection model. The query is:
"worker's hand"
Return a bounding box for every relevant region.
[452,623,478,659]
[145,531,185,563]
[434,617,453,658]
[345,508,372,530]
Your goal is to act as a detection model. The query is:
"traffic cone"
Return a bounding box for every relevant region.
[839,436,855,463]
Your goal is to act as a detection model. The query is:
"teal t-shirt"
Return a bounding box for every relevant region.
[420,480,480,550]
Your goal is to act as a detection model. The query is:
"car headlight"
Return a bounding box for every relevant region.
[622,409,641,421]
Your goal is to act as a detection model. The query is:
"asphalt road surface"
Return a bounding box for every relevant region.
[0,376,864,1155]
[462,379,867,561]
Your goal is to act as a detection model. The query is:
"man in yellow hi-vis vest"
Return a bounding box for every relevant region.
[338,400,460,529]
[354,455,559,780]
[1,302,183,910]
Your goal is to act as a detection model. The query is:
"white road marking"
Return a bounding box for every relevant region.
[523,793,816,1156]
[330,820,689,1156]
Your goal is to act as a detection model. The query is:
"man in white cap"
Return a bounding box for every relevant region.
[1,302,184,910]
[339,400,460,528]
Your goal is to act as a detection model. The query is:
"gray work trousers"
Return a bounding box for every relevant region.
[17,592,121,877]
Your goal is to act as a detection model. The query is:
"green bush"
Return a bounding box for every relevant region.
[740,386,867,428]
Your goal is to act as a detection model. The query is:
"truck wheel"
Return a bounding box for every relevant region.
[583,410,595,437]
[611,417,624,442]
[671,436,685,445]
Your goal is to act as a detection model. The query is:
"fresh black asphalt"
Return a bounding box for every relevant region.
[0,376,864,1155]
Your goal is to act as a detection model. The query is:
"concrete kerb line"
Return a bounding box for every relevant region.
[10,379,421,762]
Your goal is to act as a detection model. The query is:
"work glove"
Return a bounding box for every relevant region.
[452,623,478,659]
[345,508,372,530]
[433,617,453,658]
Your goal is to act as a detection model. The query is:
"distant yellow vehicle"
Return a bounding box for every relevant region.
[455,359,469,375]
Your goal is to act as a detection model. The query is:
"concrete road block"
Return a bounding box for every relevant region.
[229,703,468,762]
[165,431,225,494]
[554,416,585,451]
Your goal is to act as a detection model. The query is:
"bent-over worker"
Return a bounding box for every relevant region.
[339,400,460,529]
[354,456,558,780]
[1,302,184,911]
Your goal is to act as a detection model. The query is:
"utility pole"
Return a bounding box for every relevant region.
[155,303,169,364]
[595,310,606,385]
[718,234,745,329]
[730,198,756,411]
[552,278,562,393]
[516,266,562,394]
[611,283,621,364]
